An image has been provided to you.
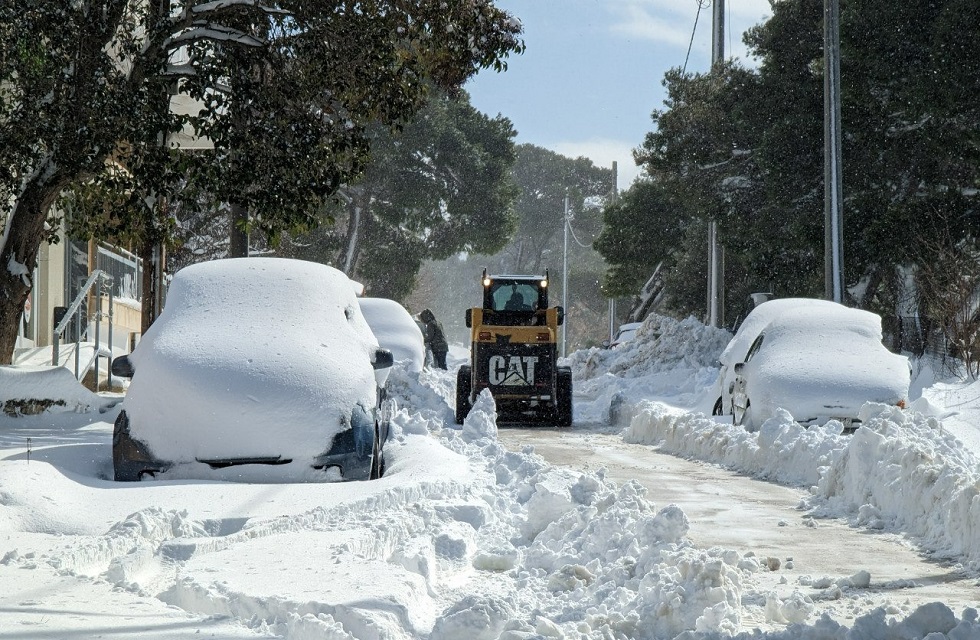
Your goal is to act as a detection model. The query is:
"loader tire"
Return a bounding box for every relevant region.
[455,365,472,424]
[555,368,573,428]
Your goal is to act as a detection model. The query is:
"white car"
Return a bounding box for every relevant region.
[110,258,394,482]
[357,297,426,373]
[712,298,843,416]
[729,303,910,431]
[610,322,643,348]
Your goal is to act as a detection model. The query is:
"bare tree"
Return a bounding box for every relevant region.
[917,230,980,378]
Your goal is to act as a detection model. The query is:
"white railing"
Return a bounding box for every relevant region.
[52,270,114,385]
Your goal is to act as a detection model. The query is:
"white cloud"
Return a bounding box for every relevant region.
[608,3,692,48]
[549,138,646,192]
[608,1,773,64]
[730,0,774,24]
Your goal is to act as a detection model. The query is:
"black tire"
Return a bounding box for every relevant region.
[455,365,472,424]
[555,368,573,427]
[369,427,384,480]
[113,410,157,481]
[712,396,724,416]
[112,410,135,482]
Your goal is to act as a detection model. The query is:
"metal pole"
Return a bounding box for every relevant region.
[609,161,618,342]
[708,0,725,327]
[74,295,81,380]
[712,0,725,63]
[93,274,102,389]
[824,0,844,302]
[562,194,571,355]
[107,278,114,390]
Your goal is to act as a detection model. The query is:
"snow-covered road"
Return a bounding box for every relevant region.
[498,425,980,623]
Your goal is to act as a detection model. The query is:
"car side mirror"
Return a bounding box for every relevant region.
[733,362,745,374]
[111,355,135,378]
[556,306,565,326]
[465,308,472,328]
[601,339,610,349]
[373,348,394,370]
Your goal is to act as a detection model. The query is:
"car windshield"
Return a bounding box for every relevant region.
[491,282,538,311]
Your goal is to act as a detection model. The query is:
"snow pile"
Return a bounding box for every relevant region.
[0,365,114,415]
[623,401,980,567]
[432,397,750,639]
[567,314,731,423]
[569,314,731,381]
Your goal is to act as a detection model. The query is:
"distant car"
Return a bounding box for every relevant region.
[110,258,394,482]
[712,298,843,416]
[357,297,426,373]
[603,322,643,349]
[729,303,910,431]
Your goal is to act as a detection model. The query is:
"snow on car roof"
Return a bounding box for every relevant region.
[358,297,425,373]
[123,258,381,463]
[760,304,884,345]
[748,304,910,416]
[719,297,842,366]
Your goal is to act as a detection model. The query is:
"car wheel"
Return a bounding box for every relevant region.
[113,410,144,482]
[455,365,472,424]
[555,368,573,427]
[712,396,723,416]
[369,427,384,480]
[113,410,163,481]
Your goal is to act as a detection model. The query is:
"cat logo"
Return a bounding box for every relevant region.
[488,355,538,386]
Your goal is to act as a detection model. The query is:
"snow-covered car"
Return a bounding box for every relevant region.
[110,258,394,482]
[730,303,910,431]
[611,322,643,348]
[357,297,426,373]
[602,322,643,349]
[712,297,844,416]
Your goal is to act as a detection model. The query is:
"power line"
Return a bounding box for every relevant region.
[565,216,593,249]
[683,0,711,74]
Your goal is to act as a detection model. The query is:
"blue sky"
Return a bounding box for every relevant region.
[465,0,773,190]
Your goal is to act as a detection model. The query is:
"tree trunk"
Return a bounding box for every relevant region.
[228,202,249,258]
[337,192,369,276]
[0,162,66,364]
[139,241,156,335]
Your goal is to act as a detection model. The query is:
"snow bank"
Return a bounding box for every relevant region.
[0,365,114,415]
[569,314,731,381]
[622,390,980,569]
[568,314,731,422]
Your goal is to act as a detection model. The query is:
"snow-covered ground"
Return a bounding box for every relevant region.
[1,312,979,639]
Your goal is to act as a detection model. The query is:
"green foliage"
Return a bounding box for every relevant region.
[594,179,686,297]
[601,0,980,332]
[1,1,524,245]
[501,145,613,274]
[282,90,519,301]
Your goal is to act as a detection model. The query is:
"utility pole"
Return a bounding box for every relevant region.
[562,192,569,358]
[608,161,618,343]
[708,0,725,327]
[824,0,844,302]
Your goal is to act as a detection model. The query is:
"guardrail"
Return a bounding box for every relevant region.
[52,269,114,386]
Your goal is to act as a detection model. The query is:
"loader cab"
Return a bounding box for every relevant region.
[476,271,562,327]
[488,279,547,312]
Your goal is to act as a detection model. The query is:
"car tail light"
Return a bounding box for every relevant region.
[536,332,550,342]
[897,399,907,409]
[478,331,492,340]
